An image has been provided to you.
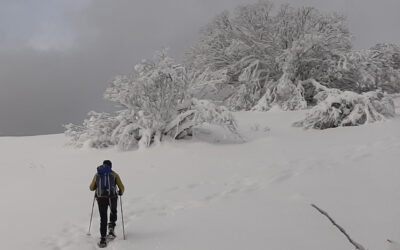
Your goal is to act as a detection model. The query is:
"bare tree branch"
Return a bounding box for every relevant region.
[311,204,367,250]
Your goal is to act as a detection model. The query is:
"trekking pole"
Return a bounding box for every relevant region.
[120,195,126,240]
[87,193,96,236]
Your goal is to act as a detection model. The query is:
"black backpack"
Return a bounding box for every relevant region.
[96,165,116,197]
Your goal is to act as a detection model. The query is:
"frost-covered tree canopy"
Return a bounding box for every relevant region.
[186,1,400,112]
[64,51,239,150]
[186,2,353,110]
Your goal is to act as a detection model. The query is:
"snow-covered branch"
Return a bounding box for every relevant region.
[294,88,395,129]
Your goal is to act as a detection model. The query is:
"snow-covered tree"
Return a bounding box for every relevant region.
[186,1,352,110]
[253,30,351,111]
[322,43,400,94]
[104,50,190,146]
[366,43,400,93]
[242,22,399,112]
[65,51,239,150]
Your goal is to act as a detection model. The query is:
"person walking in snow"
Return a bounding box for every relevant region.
[89,160,125,247]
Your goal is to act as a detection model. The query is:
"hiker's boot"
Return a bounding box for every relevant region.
[98,237,107,248]
[108,226,116,239]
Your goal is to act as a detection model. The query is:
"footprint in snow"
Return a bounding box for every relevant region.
[186,183,199,189]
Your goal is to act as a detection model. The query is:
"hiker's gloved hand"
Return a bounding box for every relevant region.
[118,190,123,196]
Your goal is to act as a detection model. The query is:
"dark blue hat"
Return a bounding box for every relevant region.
[103,160,112,168]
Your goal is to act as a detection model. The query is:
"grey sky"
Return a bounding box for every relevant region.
[0,0,399,136]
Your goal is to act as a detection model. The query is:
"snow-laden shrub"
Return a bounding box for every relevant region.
[224,59,272,110]
[105,50,189,127]
[65,51,239,150]
[189,68,236,101]
[252,74,307,111]
[64,112,119,148]
[294,90,395,129]
[110,109,141,150]
[164,99,238,139]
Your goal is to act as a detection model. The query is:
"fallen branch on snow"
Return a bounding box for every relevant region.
[387,239,400,250]
[311,204,367,250]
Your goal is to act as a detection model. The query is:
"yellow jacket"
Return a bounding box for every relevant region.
[90,171,125,197]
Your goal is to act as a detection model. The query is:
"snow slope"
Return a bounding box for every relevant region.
[1,102,400,250]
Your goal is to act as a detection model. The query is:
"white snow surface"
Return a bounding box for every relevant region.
[1,103,400,250]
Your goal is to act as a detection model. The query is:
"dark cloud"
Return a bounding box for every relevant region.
[0,0,399,135]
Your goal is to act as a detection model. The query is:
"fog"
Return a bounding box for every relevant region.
[0,0,399,135]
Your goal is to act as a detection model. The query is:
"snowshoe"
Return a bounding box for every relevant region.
[107,228,116,240]
[107,233,116,240]
[98,237,107,248]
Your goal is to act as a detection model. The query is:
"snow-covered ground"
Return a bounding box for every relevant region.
[1,100,400,250]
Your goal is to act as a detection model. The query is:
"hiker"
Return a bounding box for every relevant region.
[89,160,125,247]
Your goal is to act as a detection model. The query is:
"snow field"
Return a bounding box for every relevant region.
[1,102,400,250]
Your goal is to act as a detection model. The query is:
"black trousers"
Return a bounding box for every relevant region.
[97,196,118,237]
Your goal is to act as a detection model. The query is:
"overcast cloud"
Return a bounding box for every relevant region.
[0,0,399,136]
